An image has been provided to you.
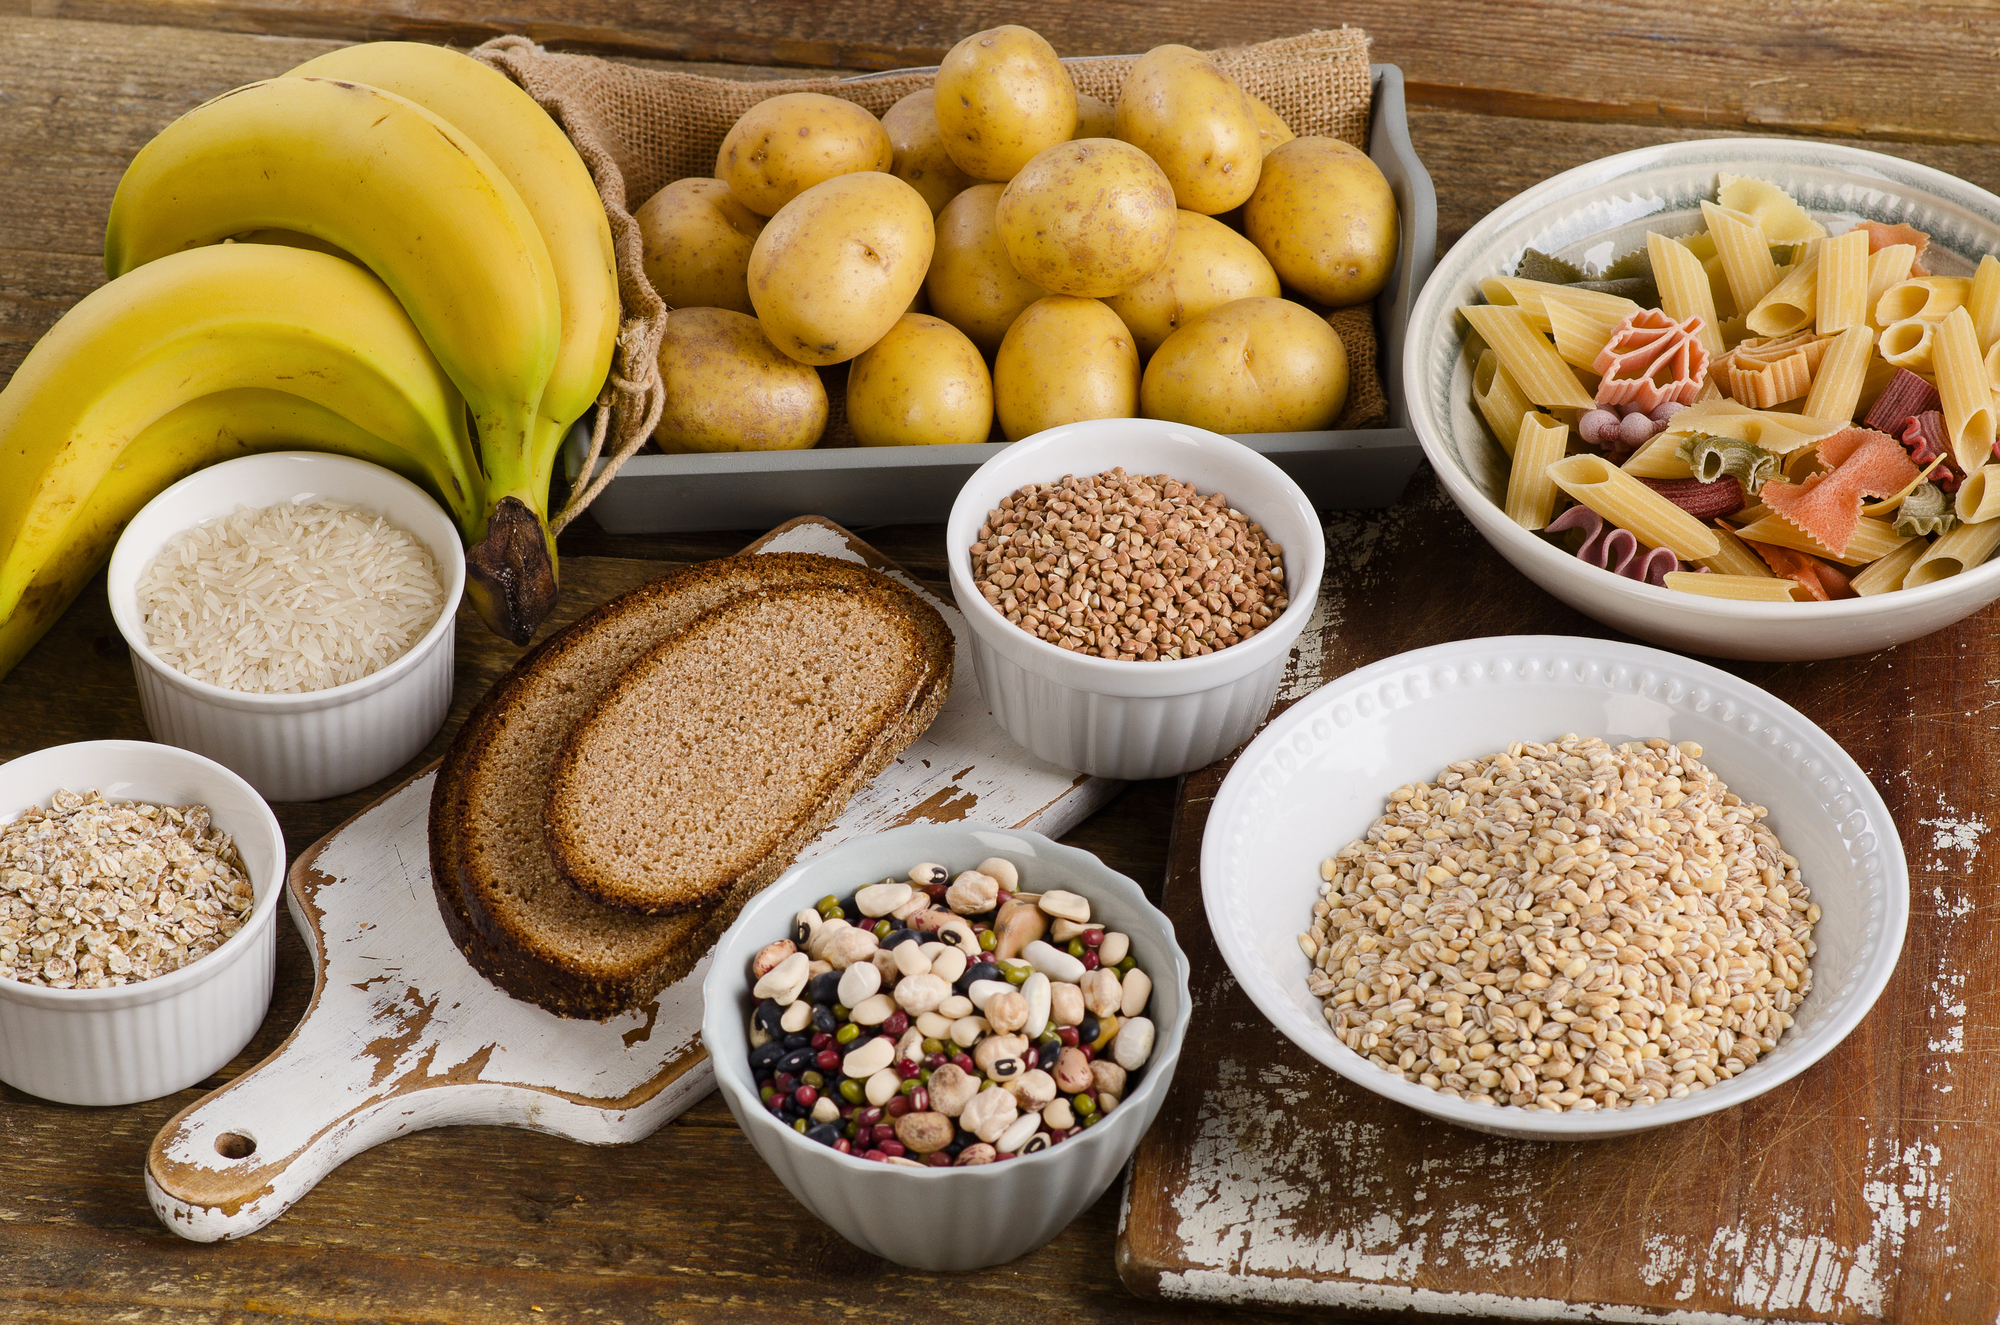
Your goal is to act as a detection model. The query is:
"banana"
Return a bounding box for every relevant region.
[101,76,561,550]
[0,243,482,643]
[0,390,431,681]
[283,43,621,645]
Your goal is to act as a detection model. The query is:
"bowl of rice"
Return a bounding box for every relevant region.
[106,452,463,802]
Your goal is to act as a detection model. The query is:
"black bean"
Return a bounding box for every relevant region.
[748,1042,786,1075]
[806,972,842,1005]
[1079,1011,1100,1046]
[955,961,1000,995]
[806,1123,842,1148]
[882,928,921,949]
[777,1048,815,1076]
[838,893,861,921]
[954,1128,980,1150]
[811,1005,838,1035]
[1036,1041,1060,1071]
[781,1032,812,1051]
[753,999,785,1039]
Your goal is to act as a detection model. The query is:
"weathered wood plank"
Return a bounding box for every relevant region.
[29,0,2000,145]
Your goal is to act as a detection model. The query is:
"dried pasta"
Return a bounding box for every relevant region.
[1461,304,1597,410]
[1648,232,1726,360]
[1970,254,2000,351]
[1935,306,1996,472]
[1473,348,1534,455]
[1876,276,1970,324]
[1664,571,1795,601]
[1878,318,1936,372]
[1866,245,1918,327]
[1505,412,1569,530]
[1815,229,1871,334]
[1850,538,1931,595]
[1904,518,2000,588]
[1745,247,1819,338]
[1955,464,2000,523]
[1803,324,1876,424]
[1700,521,1776,578]
[1702,201,1781,313]
[1545,454,1721,560]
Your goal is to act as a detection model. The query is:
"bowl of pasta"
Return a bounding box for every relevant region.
[1404,138,2000,661]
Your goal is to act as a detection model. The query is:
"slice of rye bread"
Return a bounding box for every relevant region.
[544,581,953,914]
[429,553,952,1019]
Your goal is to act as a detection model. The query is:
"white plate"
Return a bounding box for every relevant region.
[1404,138,2000,661]
[1200,635,1907,1140]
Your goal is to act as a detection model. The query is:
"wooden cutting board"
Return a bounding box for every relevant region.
[145,517,1120,1243]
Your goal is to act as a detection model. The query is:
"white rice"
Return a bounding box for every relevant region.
[137,499,446,695]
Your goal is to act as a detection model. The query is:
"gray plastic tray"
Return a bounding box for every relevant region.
[575,62,1437,533]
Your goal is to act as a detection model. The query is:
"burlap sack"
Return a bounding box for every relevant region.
[475,29,1386,528]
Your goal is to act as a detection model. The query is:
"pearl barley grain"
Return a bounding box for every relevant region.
[970,468,1288,661]
[1299,736,1817,1114]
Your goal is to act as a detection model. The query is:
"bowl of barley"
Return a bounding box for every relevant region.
[945,418,1326,780]
[1200,635,1907,1140]
[0,739,287,1106]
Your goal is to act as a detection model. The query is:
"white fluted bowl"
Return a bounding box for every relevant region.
[1203,636,1907,1141]
[701,822,1191,1271]
[1405,138,2000,661]
[0,740,286,1105]
[945,418,1326,779]
[106,452,463,801]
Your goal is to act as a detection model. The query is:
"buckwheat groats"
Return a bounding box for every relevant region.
[970,467,1287,661]
[1298,736,1818,1113]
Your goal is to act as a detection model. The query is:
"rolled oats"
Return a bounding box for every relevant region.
[1299,736,1817,1113]
[0,788,255,990]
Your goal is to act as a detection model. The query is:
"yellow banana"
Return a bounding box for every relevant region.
[0,243,481,638]
[101,76,560,535]
[282,43,621,645]
[0,390,432,681]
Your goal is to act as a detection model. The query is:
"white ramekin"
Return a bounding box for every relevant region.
[0,740,287,1106]
[702,822,1191,1272]
[945,418,1326,780]
[106,452,463,802]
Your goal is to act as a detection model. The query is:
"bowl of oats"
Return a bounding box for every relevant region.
[1200,635,1907,1140]
[0,739,286,1106]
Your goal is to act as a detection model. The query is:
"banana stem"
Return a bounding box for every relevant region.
[464,495,558,646]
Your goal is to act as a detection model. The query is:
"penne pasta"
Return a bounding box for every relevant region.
[1971,254,2000,352]
[1702,202,1781,313]
[1955,463,2000,523]
[1745,246,1820,338]
[1663,571,1795,601]
[1460,304,1597,410]
[1814,229,1870,334]
[1935,305,1996,472]
[1700,521,1776,578]
[1878,318,1936,372]
[1476,277,1639,334]
[1543,290,1627,370]
[1621,429,1695,479]
[1802,323,1875,424]
[1649,232,1726,360]
[1733,513,1911,566]
[1849,537,1930,595]
[1986,340,2000,396]
[1875,275,1971,325]
[1505,412,1569,530]
[1473,348,1535,455]
[1865,245,1918,329]
[1903,518,2000,588]
[1545,453,1721,560]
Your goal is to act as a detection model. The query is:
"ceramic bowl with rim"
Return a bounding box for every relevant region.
[1201,635,1907,1142]
[106,451,463,802]
[0,740,287,1106]
[701,821,1191,1272]
[1405,138,2000,662]
[945,418,1326,780]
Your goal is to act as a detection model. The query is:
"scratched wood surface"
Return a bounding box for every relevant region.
[1116,479,2000,1322]
[2,3,1998,1321]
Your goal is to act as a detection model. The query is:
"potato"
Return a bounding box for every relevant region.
[1103,210,1280,359]
[1114,46,1262,214]
[748,172,935,366]
[994,139,1176,298]
[635,178,765,315]
[1139,297,1348,432]
[882,89,977,216]
[846,314,994,446]
[1245,93,1295,155]
[653,308,827,452]
[716,92,893,216]
[1243,137,1399,307]
[992,296,1139,441]
[924,183,1050,354]
[1072,92,1117,140]
[935,25,1077,182]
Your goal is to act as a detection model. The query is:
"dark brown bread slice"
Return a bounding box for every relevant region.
[545,581,953,914]
[428,553,951,1019]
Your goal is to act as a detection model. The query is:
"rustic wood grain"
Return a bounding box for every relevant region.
[1118,471,2000,1322]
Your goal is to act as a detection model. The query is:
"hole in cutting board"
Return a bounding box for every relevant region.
[215,1132,257,1160]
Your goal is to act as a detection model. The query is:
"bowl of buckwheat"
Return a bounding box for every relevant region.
[946,416,1326,780]
[1201,635,1907,1141]
[702,821,1191,1271]
[0,739,287,1106]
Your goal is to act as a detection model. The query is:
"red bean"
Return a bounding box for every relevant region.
[1082,951,1100,971]
[793,1086,818,1109]
[878,1140,906,1158]
[885,1096,911,1118]
[1082,928,1104,947]
[815,1049,840,1071]
[863,1149,887,1162]
[1055,1026,1079,1048]
[871,1123,896,1144]
[882,1010,910,1039]
[895,1057,921,1080]
[810,1032,833,1051]
[927,1152,953,1167]
[834,1139,853,1154]
[910,1087,929,1112]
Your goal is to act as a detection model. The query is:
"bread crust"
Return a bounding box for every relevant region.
[427,553,953,1019]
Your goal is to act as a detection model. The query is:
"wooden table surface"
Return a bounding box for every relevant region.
[3,3,1998,1322]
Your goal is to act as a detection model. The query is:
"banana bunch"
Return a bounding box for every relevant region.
[0,43,617,680]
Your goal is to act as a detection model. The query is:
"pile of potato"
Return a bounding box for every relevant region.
[634,24,1399,451]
